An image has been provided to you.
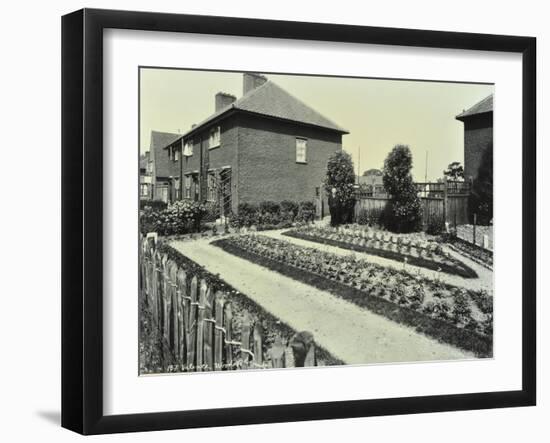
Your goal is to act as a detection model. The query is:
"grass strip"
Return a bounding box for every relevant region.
[212,239,492,358]
[283,230,478,279]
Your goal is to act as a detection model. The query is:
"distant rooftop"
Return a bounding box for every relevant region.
[456,94,493,121]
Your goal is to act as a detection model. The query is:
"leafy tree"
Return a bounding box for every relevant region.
[469,141,493,225]
[443,161,465,180]
[324,151,356,224]
[382,144,422,233]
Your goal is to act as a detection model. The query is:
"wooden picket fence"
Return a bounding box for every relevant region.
[139,236,317,372]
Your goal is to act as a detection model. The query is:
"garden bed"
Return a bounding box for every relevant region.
[212,235,493,357]
[145,242,343,371]
[444,235,494,270]
[284,226,478,278]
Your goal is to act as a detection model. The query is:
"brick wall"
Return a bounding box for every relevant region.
[462,113,493,181]
[237,114,343,206]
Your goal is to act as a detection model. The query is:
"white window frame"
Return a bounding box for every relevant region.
[296,137,307,163]
[209,126,221,149]
[174,148,179,162]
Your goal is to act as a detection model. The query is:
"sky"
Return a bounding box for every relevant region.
[140,68,493,182]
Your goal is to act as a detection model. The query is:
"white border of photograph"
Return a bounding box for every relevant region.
[103,29,522,415]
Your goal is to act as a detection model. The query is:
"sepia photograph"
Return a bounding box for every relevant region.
[138,68,494,375]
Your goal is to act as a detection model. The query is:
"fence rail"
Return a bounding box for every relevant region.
[139,237,317,372]
[355,179,471,228]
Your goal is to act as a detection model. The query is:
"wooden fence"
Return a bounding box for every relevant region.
[139,237,316,372]
[355,179,471,228]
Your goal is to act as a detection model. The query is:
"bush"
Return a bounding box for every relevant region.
[202,201,221,223]
[280,200,300,221]
[426,212,445,235]
[140,199,168,212]
[297,201,316,223]
[382,145,422,233]
[139,200,208,235]
[259,201,281,214]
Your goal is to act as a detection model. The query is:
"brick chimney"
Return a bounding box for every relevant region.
[215,92,236,112]
[243,73,267,95]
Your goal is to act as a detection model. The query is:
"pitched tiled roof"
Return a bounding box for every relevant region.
[150,130,181,178]
[177,80,349,140]
[456,94,493,121]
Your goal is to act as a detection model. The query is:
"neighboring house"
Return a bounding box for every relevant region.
[139,151,152,200]
[456,94,493,182]
[163,73,349,215]
[149,130,181,203]
[358,168,385,197]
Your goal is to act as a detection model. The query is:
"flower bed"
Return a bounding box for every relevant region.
[283,225,478,278]
[212,235,493,357]
[144,242,342,371]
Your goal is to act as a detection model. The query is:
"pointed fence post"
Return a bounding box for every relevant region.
[214,292,225,371]
[186,276,198,370]
[269,335,286,368]
[240,313,253,369]
[203,285,215,371]
[253,322,263,368]
[223,302,233,370]
[196,279,208,372]
[176,267,187,366]
[290,331,316,367]
[168,262,179,361]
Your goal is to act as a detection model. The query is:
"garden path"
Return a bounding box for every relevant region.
[259,230,493,293]
[171,238,473,365]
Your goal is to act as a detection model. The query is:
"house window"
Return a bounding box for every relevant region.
[209,126,221,149]
[207,172,217,201]
[184,175,191,199]
[183,141,193,157]
[174,148,179,162]
[140,184,148,197]
[296,138,307,163]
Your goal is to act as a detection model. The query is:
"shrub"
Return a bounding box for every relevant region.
[233,202,260,227]
[297,201,316,223]
[140,199,168,212]
[451,289,473,326]
[324,151,356,225]
[202,201,221,223]
[259,201,281,214]
[382,145,422,233]
[139,200,208,235]
[426,212,445,235]
[280,200,299,221]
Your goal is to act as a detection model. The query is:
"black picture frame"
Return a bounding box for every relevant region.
[61,8,536,435]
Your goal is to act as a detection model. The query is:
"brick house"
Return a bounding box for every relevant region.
[456,94,493,181]
[139,151,152,200]
[148,130,181,203]
[162,73,349,215]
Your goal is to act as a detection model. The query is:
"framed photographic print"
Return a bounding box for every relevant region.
[61,8,536,435]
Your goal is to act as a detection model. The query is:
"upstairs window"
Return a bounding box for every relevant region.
[296,138,307,163]
[173,147,179,162]
[209,126,221,149]
[183,140,193,157]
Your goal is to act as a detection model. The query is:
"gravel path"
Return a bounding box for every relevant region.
[171,238,473,365]
[259,230,493,293]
